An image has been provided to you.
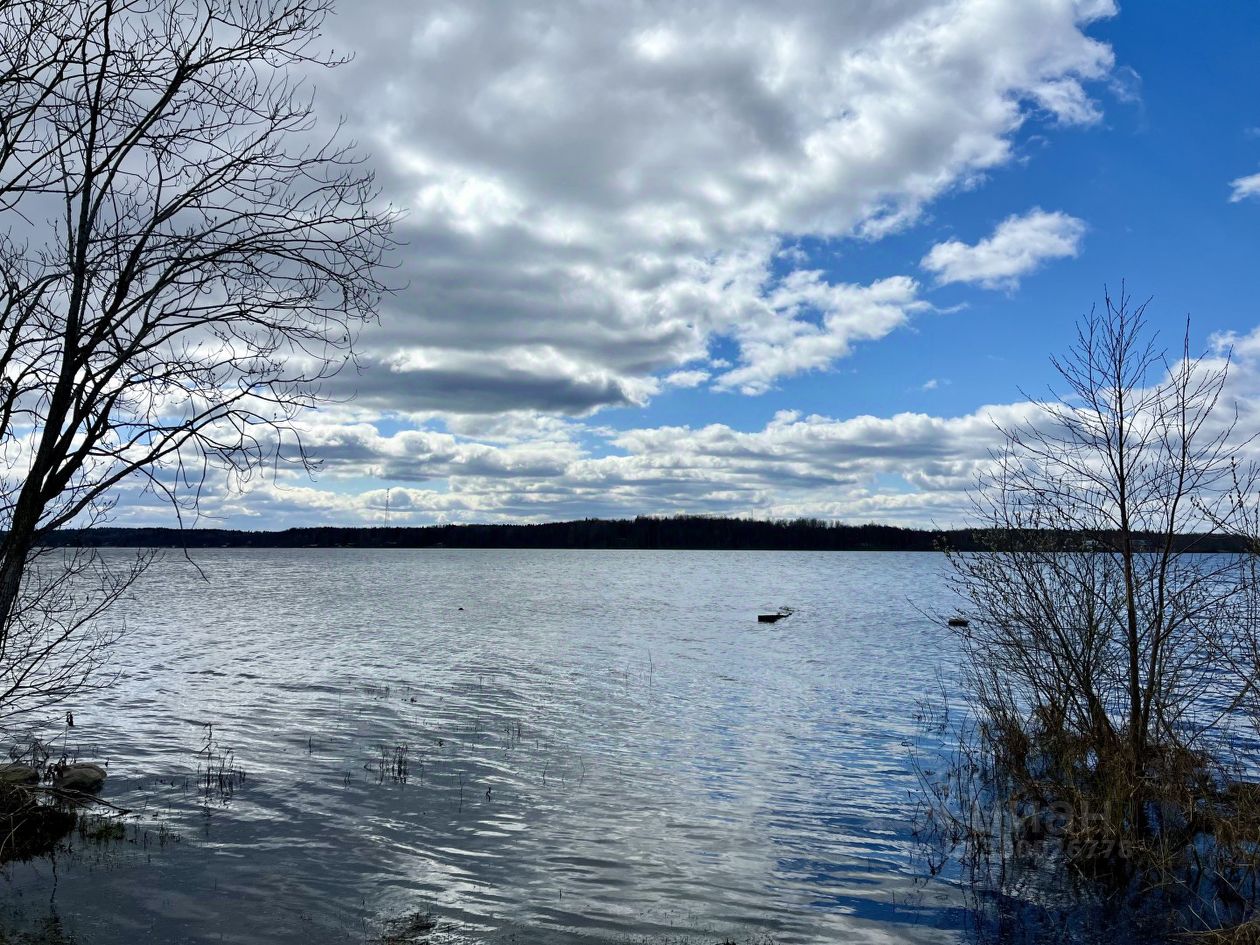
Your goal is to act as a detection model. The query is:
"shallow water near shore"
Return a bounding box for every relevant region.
[0,549,966,944]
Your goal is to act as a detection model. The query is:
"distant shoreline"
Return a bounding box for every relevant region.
[40,516,1252,553]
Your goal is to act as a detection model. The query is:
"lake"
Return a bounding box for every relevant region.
[0,549,966,944]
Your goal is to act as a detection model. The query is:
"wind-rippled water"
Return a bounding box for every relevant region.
[0,549,966,944]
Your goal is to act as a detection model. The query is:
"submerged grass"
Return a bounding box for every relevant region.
[915,698,1260,941]
[196,723,246,804]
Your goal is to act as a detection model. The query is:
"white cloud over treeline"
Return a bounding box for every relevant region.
[113,0,1128,526]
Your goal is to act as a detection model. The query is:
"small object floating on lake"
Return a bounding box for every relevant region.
[758,607,796,624]
[948,617,970,628]
[53,762,107,793]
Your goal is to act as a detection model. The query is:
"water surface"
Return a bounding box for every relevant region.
[1,549,963,944]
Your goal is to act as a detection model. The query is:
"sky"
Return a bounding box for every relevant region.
[121,0,1260,529]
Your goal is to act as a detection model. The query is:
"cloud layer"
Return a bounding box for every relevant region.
[106,320,1260,532]
[317,0,1114,410]
[113,0,1132,527]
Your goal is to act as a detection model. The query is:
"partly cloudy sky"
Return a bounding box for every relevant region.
[122,0,1260,528]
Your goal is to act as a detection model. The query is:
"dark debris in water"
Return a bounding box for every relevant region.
[367,912,780,945]
[0,784,76,864]
[371,912,439,944]
[0,915,79,944]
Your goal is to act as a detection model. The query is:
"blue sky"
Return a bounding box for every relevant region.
[116,0,1260,529]
[628,2,1260,430]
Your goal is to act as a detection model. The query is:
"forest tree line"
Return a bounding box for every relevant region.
[37,516,1255,552]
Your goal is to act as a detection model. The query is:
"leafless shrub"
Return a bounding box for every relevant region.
[922,288,1260,936]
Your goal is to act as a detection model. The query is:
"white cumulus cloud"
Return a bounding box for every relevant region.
[921,208,1087,290]
[1229,172,1260,203]
[314,0,1115,410]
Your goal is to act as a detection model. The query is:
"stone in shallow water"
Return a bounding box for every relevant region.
[53,762,106,793]
[0,763,38,785]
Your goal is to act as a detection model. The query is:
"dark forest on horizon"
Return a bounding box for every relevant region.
[38,516,1255,553]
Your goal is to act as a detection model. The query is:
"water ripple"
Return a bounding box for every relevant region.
[2,549,963,944]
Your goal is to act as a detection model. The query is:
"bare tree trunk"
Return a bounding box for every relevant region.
[1120,524,1146,829]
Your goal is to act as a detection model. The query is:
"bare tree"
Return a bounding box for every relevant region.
[0,0,393,727]
[940,289,1258,881]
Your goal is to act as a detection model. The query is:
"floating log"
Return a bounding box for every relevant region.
[948,617,969,628]
[758,612,788,623]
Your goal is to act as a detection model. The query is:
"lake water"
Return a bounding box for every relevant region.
[0,549,967,944]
